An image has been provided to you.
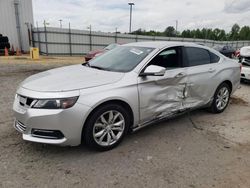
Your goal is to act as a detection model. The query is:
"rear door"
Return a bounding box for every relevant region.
[183,46,221,109]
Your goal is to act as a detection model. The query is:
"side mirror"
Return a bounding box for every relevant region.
[139,65,166,77]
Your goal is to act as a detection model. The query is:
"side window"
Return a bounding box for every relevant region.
[186,47,210,66]
[210,52,220,63]
[148,47,182,69]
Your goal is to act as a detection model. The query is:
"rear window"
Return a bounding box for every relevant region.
[210,52,220,63]
[186,47,211,66]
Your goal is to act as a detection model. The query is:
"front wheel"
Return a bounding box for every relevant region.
[83,104,129,151]
[209,83,231,113]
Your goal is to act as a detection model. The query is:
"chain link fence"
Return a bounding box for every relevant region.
[31,26,250,56]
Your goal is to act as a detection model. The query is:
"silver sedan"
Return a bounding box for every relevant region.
[13,42,241,151]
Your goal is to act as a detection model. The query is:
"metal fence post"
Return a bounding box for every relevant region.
[31,24,35,47]
[69,23,72,56]
[89,25,92,51]
[115,28,118,43]
[44,22,48,55]
[115,32,117,43]
[37,25,41,54]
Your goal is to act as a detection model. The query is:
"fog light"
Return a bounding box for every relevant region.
[31,129,64,139]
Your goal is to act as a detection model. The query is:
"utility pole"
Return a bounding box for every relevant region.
[175,20,178,36]
[43,20,49,27]
[128,2,135,33]
[115,27,118,43]
[87,25,92,51]
[59,19,62,28]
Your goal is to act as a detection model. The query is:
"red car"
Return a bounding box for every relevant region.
[85,43,120,61]
[234,49,240,58]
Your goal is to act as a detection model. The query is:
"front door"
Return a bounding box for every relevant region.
[138,47,188,123]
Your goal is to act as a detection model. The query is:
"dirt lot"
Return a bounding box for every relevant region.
[0,56,250,188]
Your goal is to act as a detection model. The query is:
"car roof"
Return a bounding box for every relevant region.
[123,41,223,58]
[123,41,204,49]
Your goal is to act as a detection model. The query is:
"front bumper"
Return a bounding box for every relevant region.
[13,94,91,146]
[241,67,250,81]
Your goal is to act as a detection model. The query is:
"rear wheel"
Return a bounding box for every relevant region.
[83,104,129,151]
[209,83,231,113]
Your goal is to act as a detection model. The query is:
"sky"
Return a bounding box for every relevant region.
[33,0,250,33]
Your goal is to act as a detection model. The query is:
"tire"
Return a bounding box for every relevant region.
[83,103,130,151]
[209,83,231,113]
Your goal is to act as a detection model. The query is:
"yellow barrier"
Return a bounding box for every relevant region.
[30,47,39,60]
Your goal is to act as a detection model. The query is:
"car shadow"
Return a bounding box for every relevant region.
[241,80,250,85]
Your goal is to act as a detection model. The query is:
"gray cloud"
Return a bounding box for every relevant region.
[224,0,250,13]
[33,0,250,32]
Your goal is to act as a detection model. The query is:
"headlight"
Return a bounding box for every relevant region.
[32,97,78,109]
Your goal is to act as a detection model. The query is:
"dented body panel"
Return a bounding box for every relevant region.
[138,67,188,123]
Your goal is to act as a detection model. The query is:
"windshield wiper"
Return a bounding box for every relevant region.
[90,66,108,71]
[82,62,110,71]
[82,61,90,67]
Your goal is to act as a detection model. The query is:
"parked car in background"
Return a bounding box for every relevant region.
[239,46,250,82]
[213,45,236,58]
[0,34,10,55]
[13,42,241,151]
[85,43,120,61]
[234,48,240,58]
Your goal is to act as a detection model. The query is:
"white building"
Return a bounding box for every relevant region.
[0,0,34,52]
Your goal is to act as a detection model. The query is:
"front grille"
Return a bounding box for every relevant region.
[242,57,250,65]
[245,57,250,63]
[14,121,26,133]
[242,62,250,67]
[31,129,64,139]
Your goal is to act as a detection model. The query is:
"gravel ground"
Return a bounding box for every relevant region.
[0,56,250,188]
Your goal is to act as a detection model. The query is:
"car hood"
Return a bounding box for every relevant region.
[21,64,124,92]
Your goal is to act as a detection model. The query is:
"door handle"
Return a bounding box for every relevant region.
[208,68,216,73]
[175,72,186,78]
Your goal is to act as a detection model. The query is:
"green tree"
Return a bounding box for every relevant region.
[182,30,192,38]
[132,28,144,35]
[164,26,176,37]
[239,26,250,40]
[230,24,240,40]
[131,24,250,41]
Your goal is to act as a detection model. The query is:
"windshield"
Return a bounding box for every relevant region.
[88,46,154,72]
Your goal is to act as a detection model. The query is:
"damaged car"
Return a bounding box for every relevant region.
[239,46,250,82]
[13,42,241,151]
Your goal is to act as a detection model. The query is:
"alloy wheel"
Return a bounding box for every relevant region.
[93,110,125,146]
[216,87,229,111]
